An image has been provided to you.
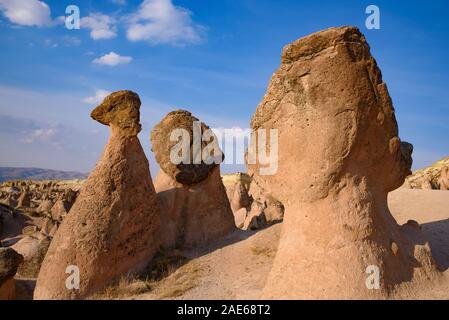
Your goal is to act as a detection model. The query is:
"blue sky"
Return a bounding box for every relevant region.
[0,0,448,174]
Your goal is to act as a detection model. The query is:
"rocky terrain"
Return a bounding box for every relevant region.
[404,157,449,190]
[0,168,87,183]
[0,179,82,299]
[1,26,449,300]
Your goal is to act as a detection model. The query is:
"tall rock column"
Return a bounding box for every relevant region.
[34,90,161,299]
[248,26,441,299]
[151,110,235,248]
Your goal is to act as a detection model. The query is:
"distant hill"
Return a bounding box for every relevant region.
[0,167,87,183]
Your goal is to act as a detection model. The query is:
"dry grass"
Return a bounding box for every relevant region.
[91,249,201,300]
[146,249,188,281]
[155,261,202,299]
[249,245,275,258]
[91,276,153,300]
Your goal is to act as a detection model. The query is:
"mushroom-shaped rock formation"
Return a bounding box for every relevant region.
[151,110,235,248]
[34,90,161,299]
[248,26,442,299]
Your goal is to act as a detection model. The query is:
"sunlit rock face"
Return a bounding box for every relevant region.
[151,110,235,248]
[248,26,440,299]
[34,91,162,300]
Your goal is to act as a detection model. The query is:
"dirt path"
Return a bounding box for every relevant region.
[132,189,449,300]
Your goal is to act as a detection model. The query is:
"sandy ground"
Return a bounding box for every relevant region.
[133,189,449,300]
[389,189,449,271]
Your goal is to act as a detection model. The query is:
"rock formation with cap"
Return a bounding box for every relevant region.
[248,26,442,299]
[151,110,235,248]
[34,90,161,299]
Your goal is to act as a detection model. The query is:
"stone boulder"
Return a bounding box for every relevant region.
[404,156,449,189]
[0,204,31,243]
[438,166,449,190]
[0,247,23,300]
[17,192,31,208]
[421,178,434,190]
[36,200,53,214]
[151,110,223,185]
[221,173,283,230]
[151,110,235,248]
[233,208,247,229]
[34,90,162,299]
[50,199,70,222]
[1,196,17,209]
[12,233,51,278]
[230,182,252,213]
[248,26,440,299]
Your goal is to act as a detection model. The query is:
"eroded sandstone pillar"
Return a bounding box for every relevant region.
[151,110,235,248]
[248,26,441,299]
[34,91,161,299]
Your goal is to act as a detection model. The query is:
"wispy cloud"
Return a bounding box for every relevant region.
[92,52,132,66]
[21,127,57,145]
[0,0,52,27]
[83,89,111,105]
[0,114,61,148]
[81,13,117,40]
[126,0,204,45]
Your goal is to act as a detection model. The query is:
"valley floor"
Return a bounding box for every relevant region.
[15,189,449,300]
[131,188,449,300]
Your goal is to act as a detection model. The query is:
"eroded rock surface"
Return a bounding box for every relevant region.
[404,157,449,190]
[248,26,441,299]
[0,247,23,300]
[151,110,223,185]
[151,110,235,247]
[34,90,161,299]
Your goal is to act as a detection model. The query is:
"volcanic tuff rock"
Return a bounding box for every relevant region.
[12,232,51,278]
[221,173,283,230]
[151,110,235,248]
[404,157,449,190]
[230,181,252,213]
[248,26,441,299]
[151,110,223,185]
[34,90,161,299]
[0,204,31,245]
[90,90,142,136]
[0,247,23,300]
[154,167,236,247]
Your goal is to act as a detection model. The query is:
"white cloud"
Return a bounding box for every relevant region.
[92,52,132,66]
[81,13,117,40]
[83,89,111,105]
[21,128,57,144]
[126,0,203,45]
[0,0,52,27]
